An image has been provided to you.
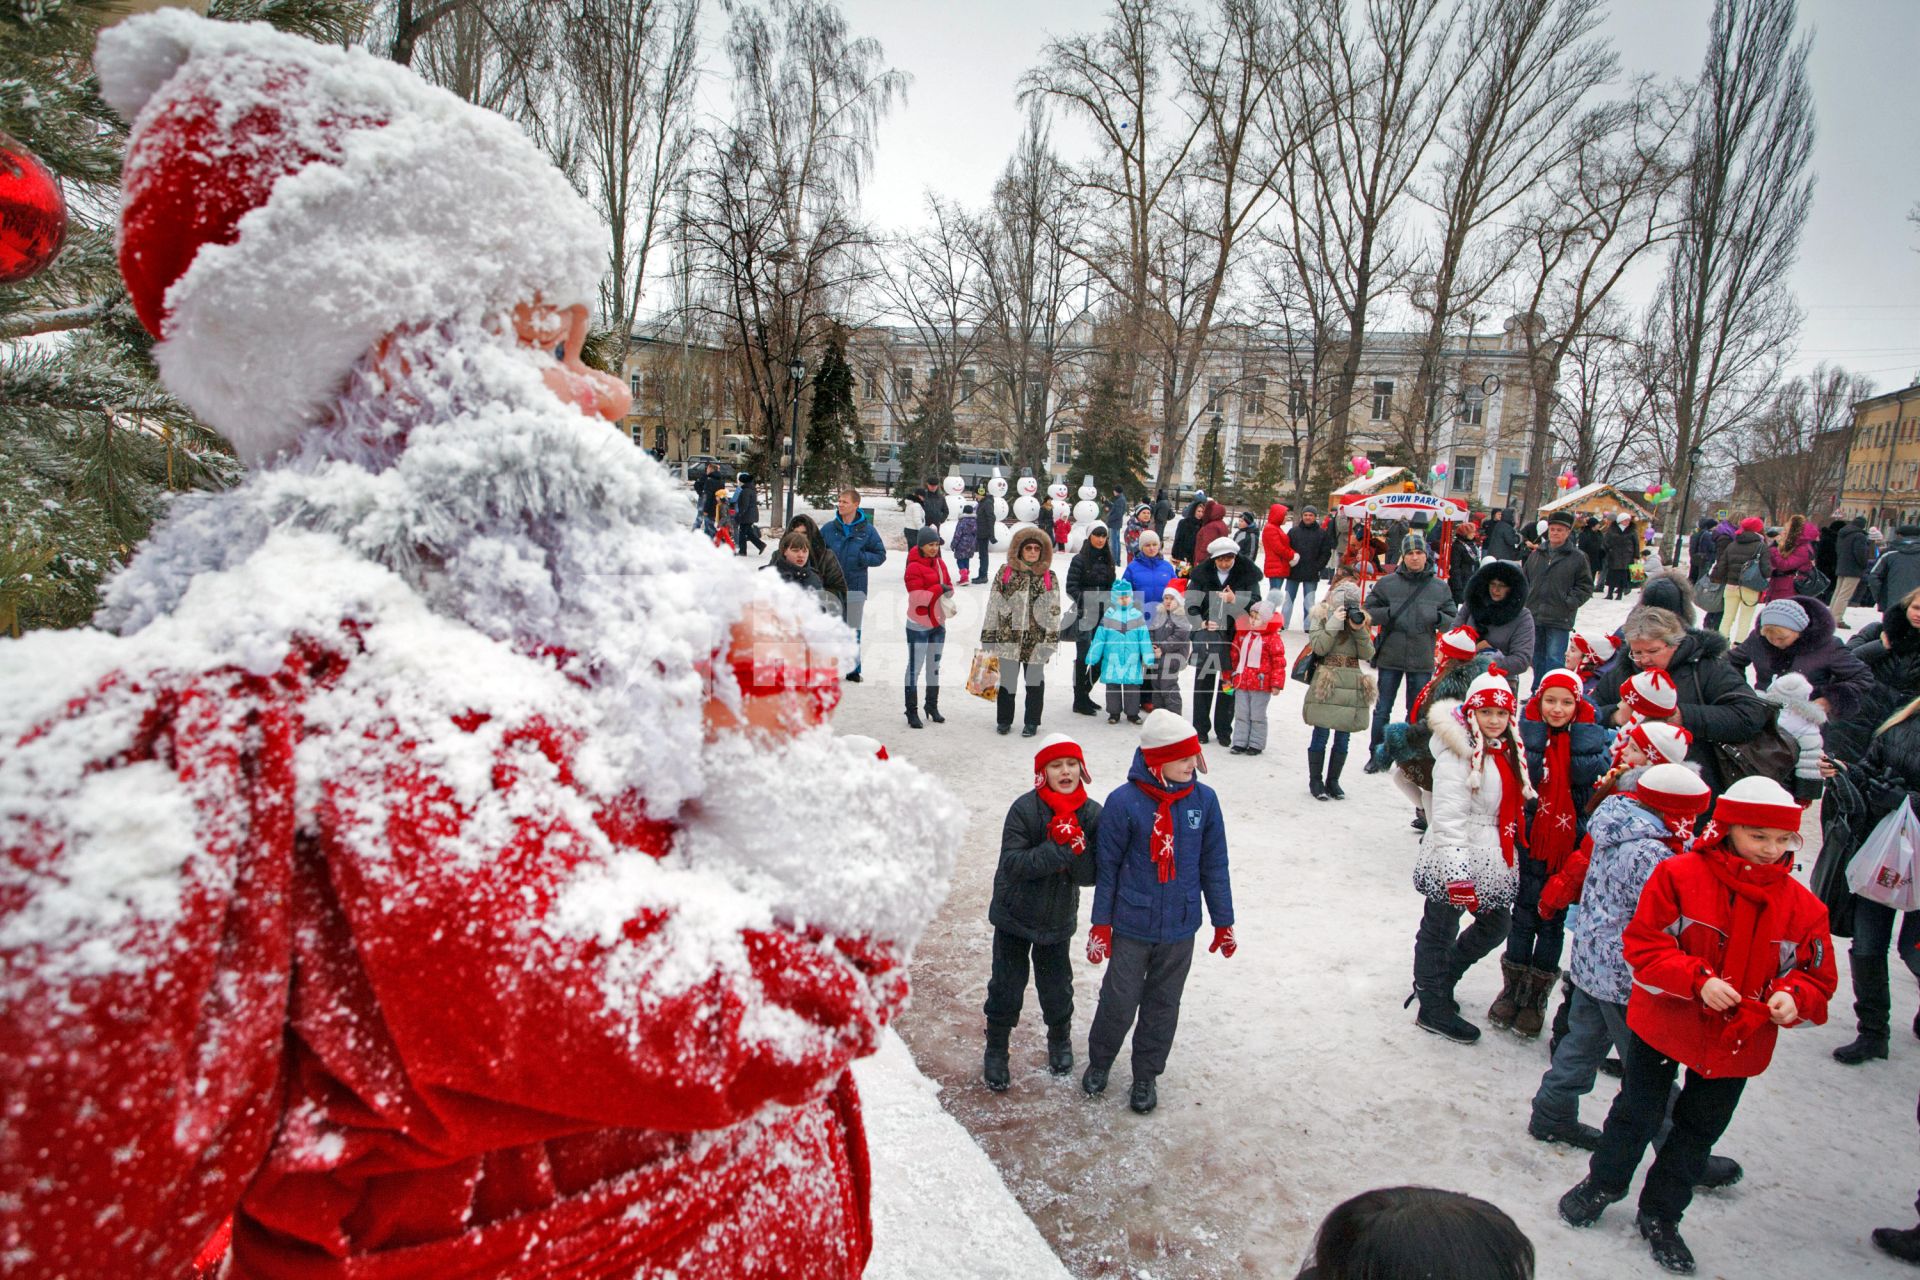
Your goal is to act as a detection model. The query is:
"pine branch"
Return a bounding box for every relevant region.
[0,297,115,340]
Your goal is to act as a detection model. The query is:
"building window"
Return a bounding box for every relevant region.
[1371,379,1394,421]
[1134,381,1151,410]
[1289,378,1308,417]
[1237,442,1262,480]
[1206,377,1227,413]
[1460,384,1484,426]
[1451,454,1478,495]
[699,428,712,452]
[1498,454,1525,500]
[865,367,880,399]
[1244,377,1266,416]
[893,367,914,401]
[653,426,667,453]
[961,367,978,398]
[1281,445,1299,484]
[1053,434,1075,466]
[629,370,643,398]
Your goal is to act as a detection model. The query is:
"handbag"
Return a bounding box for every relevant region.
[1738,554,1768,593]
[1706,702,1800,789]
[1847,797,1920,912]
[1795,564,1831,598]
[1694,576,1726,612]
[1812,771,1864,936]
[965,650,1001,701]
[1291,646,1319,683]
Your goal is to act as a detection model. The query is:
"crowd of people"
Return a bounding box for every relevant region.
[743,481,1920,1276]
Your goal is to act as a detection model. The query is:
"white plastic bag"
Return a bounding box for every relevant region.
[1847,797,1920,911]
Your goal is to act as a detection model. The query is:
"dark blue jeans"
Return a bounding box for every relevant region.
[1535,626,1571,680]
[1308,726,1351,753]
[1851,899,1920,976]
[1368,666,1425,754]
[1505,857,1566,969]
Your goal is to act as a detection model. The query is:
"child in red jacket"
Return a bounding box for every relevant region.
[1558,775,1837,1274]
[1228,597,1287,756]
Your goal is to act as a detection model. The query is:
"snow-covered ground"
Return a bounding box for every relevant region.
[812,494,1920,1279]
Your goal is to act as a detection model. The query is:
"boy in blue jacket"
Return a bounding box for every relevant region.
[1084,709,1235,1114]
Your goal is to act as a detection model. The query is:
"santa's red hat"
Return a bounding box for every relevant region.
[1621,668,1679,720]
[1711,775,1804,831]
[1034,733,1090,782]
[1436,626,1480,664]
[96,10,601,465]
[1139,709,1206,773]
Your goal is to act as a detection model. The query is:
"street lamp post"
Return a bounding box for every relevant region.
[1675,444,1703,566]
[784,356,806,525]
[1209,410,1224,495]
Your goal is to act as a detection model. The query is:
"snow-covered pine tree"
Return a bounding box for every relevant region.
[0,0,365,635]
[798,329,872,504]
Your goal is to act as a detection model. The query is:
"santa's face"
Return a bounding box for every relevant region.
[511,300,631,422]
[703,603,840,740]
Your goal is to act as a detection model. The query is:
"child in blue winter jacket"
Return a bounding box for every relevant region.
[951,503,979,585]
[1086,578,1154,724]
[1490,669,1613,1037]
[1084,710,1235,1115]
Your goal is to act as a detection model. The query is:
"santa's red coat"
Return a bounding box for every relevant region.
[1,626,896,1278]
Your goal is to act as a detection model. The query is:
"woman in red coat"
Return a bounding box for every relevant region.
[1,16,959,1278]
[903,526,955,729]
[1260,503,1296,597]
[1557,776,1836,1274]
[1764,513,1817,601]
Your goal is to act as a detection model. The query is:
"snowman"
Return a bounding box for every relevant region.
[1047,480,1070,533]
[1011,474,1041,530]
[984,468,1012,551]
[937,471,967,577]
[1067,474,1103,552]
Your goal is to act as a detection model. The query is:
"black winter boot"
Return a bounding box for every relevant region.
[1325,748,1348,799]
[904,687,923,729]
[1023,684,1045,734]
[1872,1225,1920,1264]
[924,687,944,723]
[1128,1076,1158,1114]
[1081,1062,1109,1096]
[1696,1155,1743,1189]
[1835,953,1892,1064]
[1557,1177,1626,1227]
[1487,958,1525,1030]
[1636,1212,1696,1274]
[1046,1022,1073,1075]
[1528,1113,1603,1150]
[1308,747,1328,800]
[1407,986,1480,1044]
[983,1025,1011,1092]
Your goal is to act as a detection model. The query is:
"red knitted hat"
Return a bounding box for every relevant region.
[1622,668,1679,719]
[1524,669,1594,723]
[1630,763,1711,818]
[1034,733,1089,781]
[1712,775,1804,831]
[1139,708,1206,773]
[1436,626,1480,664]
[1571,632,1617,664]
[1622,720,1692,766]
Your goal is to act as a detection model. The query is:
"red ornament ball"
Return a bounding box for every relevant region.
[0,132,68,285]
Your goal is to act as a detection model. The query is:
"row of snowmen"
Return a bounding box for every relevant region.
[933,471,1107,577]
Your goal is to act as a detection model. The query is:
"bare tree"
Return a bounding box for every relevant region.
[964,111,1091,480]
[1396,0,1616,476]
[1547,320,1663,488]
[1264,0,1454,484]
[685,0,906,520]
[563,0,700,362]
[1734,362,1876,519]
[408,0,558,116]
[872,196,993,473]
[1646,0,1815,557]
[1510,76,1690,512]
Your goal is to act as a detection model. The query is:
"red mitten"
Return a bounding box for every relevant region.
[1538,870,1578,918]
[1086,924,1112,965]
[1209,925,1236,958]
[1049,814,1087,855]
[1446,880,1481,913]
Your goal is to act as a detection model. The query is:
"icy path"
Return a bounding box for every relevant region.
[818,498,1920,1279]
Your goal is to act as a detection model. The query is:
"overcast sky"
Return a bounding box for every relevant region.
[827,0,1920,395]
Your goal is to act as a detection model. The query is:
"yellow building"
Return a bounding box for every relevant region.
[1838,383,1920,526]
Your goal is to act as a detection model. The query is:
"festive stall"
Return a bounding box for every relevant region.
[1333,489,1472,590]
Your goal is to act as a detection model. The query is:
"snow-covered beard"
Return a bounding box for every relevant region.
[95,319,850,815]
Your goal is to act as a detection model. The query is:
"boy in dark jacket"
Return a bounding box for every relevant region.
[1084,710,1235,1115]
[950,502,979,585]
[1185,537,1266,746]
[1145,579,1193,715]
[984,734,1101,1091]
[1559,776,1837,1274]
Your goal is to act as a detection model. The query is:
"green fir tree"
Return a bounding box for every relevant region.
[0,0,368,634]
[798,330,871,503]
[1069,357,1146,498]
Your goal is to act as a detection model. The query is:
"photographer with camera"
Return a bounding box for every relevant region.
[1302,568,1379,800]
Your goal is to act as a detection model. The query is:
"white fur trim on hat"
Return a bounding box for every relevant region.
[97,10,602,467]
[1206,537,1240,560]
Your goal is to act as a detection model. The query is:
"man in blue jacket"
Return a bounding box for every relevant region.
[1084,708,1235,1114]
[822,487,888,682]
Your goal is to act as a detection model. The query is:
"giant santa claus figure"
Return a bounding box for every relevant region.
[0,12,958,1278]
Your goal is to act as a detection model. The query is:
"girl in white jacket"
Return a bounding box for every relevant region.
[1408,669,1534,1044]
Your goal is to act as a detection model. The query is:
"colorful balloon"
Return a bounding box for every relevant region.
[1431,462,1448,478]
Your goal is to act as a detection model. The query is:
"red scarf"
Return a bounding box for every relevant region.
[1036,775,1090,855]
[1132,769,1195,883]
[1695,839,1794,1000]
[1488,739,1526,868]
[1527,726,1580,873]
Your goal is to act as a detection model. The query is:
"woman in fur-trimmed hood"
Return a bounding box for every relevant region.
[981,526,1064,735]
[1454,559,1535,680]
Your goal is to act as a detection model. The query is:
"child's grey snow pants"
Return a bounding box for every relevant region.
[1087,933,1196,1080]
